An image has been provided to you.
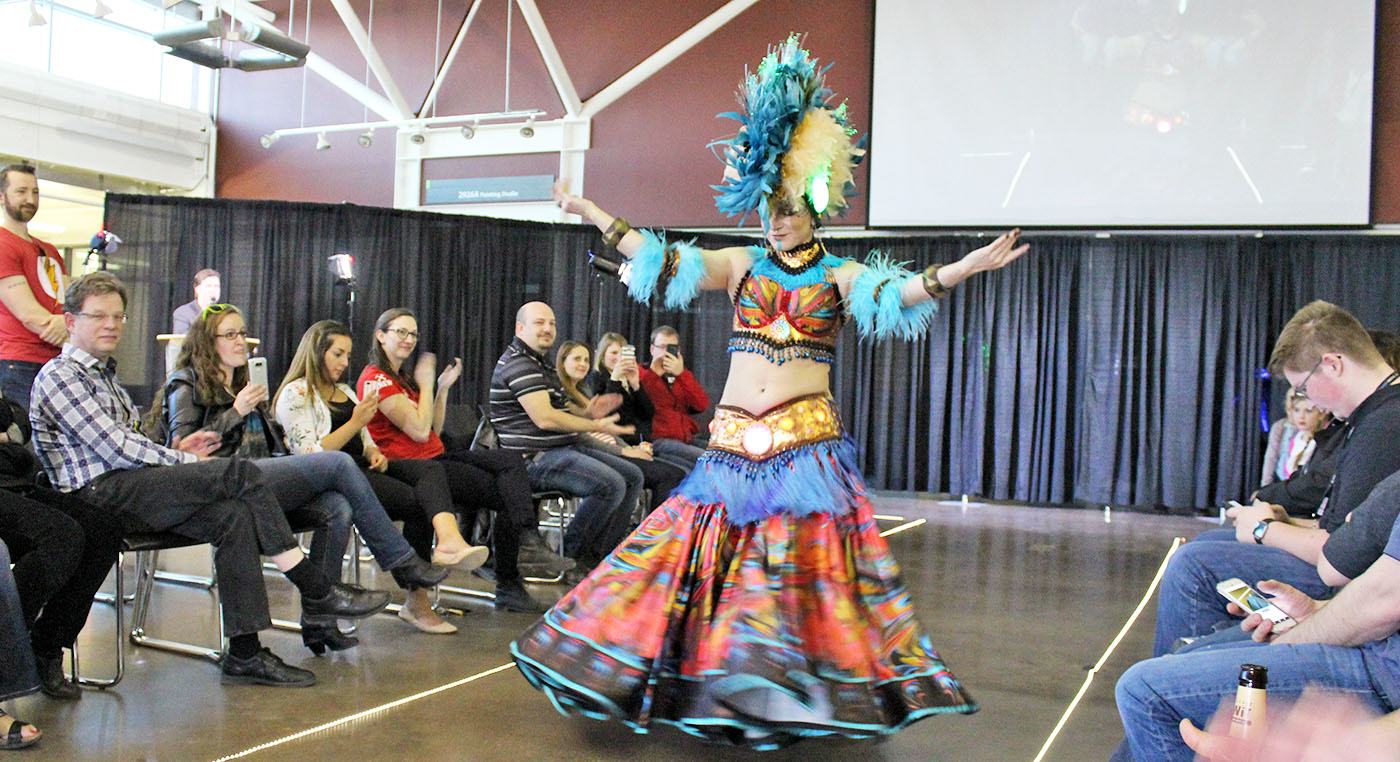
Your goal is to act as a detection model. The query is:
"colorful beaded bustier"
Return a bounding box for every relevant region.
[728,240,846,365]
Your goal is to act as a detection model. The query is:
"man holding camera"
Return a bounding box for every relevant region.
[638,326,709,466]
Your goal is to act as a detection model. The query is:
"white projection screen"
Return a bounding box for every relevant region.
[869,1,1376,227]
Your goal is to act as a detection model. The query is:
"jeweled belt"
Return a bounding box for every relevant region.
[706,394,841,461]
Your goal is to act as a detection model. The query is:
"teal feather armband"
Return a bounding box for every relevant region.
[847,252,938,341]
[625,229,704,311]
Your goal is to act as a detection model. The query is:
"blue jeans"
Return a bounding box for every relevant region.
[1113,639,1393,761]
[0,360,43,412]
[1152,540,1332,657]
[650,438,704,471]
[527,446,643,564]
[254,451,416,576]
[0,542,38,701]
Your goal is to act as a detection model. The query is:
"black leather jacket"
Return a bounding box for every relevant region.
[160,367,287,457]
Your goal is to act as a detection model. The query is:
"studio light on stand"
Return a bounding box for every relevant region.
[328,253,357,330]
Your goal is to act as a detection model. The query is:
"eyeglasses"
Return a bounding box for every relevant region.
[74,312,127,324]
[1293,355,1330,401]
[201,303,232,318]
[215,329,249,341]
[387,327,419,341]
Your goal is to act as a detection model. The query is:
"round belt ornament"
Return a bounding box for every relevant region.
[741,422,774,456]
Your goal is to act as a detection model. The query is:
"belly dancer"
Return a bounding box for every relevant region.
[511,35,1028,748]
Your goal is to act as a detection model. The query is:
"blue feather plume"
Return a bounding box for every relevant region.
[848,252,938,341]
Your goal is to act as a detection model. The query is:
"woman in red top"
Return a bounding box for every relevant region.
[358,308,566,614]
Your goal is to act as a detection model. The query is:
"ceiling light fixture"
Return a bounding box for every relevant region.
[259,133,278,149]
[28,1,47,26]
[315,132,331,151]
[519,116,535,138]
[358,130,374,148]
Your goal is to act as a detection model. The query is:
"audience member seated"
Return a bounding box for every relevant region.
[0,164,67,410]
[171,268,220,334]
[586,332,699,471]
[637,325,710,463]
[489,302,642,582]
[1114,496,1400,761]
[160,305,455,652]
[0,542,42,749]
[30,272,389,687]
[360,308,562,614]
[0,397,120,700]
[1151,301,1400,658]
[1261,389,1330,488]
[558,339,685,510]
[1180,689,1400,762]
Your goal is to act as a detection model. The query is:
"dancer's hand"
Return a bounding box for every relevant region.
[957,229,1029,277]
[553,182,593,218]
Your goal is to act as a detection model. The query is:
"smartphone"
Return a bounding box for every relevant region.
[664,344,680,357]
[246,357,269,389]
[620,344,636,359]
[1216,577,1296,627]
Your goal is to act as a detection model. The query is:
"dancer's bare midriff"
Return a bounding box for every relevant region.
[718,352,830,416]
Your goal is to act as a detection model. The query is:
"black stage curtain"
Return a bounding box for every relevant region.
[104,194,1400,509]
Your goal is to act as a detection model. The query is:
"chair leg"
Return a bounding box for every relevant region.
[129,548,223,664]
[71,552,126,689]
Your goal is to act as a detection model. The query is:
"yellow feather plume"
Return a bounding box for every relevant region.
[778,108,863,217]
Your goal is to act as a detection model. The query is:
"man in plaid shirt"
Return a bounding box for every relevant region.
[29,272,389,687]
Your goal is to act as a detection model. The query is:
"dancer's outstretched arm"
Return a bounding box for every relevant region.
[555,184,750,293]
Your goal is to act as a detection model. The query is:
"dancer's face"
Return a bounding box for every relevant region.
[766,202,815,252]
[562,346,591,383]
[322,334,353,383]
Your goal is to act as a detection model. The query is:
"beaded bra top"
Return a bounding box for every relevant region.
[728,240,846,365]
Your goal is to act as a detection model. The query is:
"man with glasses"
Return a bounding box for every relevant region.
[1147,300,1400,658]
[0,165,66,410]
[637,325,709,467]
[29,272,389,687]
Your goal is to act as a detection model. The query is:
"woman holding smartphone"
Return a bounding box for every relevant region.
[274,319,503,633]
[159,304,461,653]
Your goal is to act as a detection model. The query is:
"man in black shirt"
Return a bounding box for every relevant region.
[1150,301,1400,656]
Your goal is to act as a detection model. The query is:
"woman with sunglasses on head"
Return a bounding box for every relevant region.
[276,319,497,633]
[158,304,465,654]
[557,340,685,510]
[358,308,567,615]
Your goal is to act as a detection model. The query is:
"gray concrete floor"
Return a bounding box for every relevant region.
[2,497,1209,761]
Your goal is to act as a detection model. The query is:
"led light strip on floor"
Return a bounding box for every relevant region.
[1030,537,1185,762]
[211,662,517,761]
[879,518,927,537]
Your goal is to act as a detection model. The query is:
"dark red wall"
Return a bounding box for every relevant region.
[216,1,873,227]
[217,1,1400,225]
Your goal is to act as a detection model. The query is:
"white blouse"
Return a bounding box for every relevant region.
[274,378,377,456]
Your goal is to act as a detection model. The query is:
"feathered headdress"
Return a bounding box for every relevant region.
[711,34,864,224]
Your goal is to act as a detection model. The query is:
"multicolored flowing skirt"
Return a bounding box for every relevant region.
[510,395,976,749]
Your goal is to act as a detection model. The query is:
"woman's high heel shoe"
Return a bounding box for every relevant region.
[301,619,361,656]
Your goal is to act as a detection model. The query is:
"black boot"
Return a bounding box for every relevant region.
[300,618,360,656]
[389,556,451,590]
[35,651,80,701]
[493,579,547,614]
[518,532,576,577]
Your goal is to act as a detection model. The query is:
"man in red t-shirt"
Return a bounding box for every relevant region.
[638,325,710,463]
[0,164,67,409]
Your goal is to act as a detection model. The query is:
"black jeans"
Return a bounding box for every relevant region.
[363,459,446,562]
[80,458,300,638]
[0,487,121,657]
[433,449,530,583]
